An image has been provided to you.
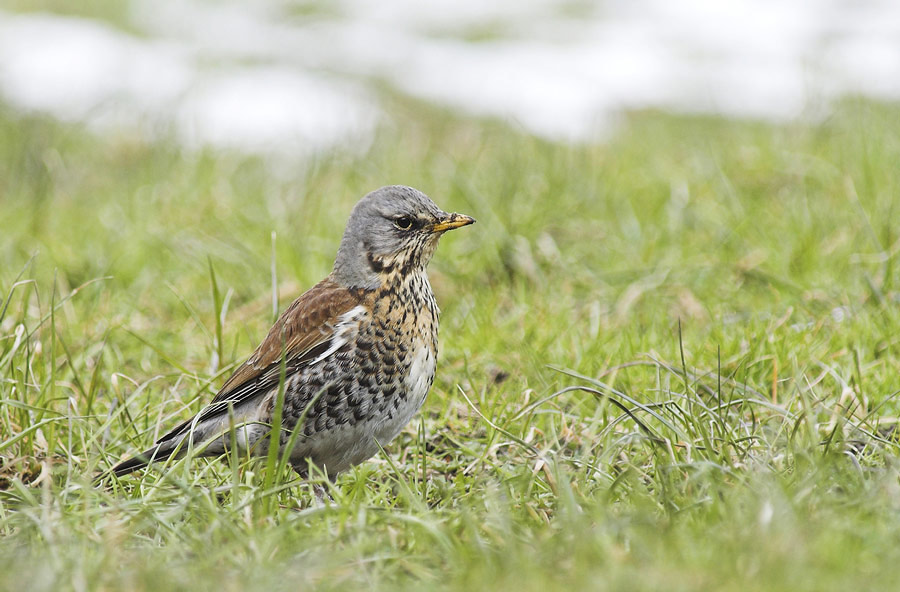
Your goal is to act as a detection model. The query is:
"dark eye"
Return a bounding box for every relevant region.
[394,216,413,230]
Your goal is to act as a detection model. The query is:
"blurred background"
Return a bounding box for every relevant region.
[2,0,898,156]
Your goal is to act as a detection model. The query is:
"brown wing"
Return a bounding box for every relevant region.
[157,277,367,443]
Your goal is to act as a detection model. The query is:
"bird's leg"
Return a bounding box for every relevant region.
[291,462,336,507]
[312,483,334,507]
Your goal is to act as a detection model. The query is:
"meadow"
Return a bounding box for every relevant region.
[2,97,900,590]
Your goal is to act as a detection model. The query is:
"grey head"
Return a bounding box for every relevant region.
[332,185,475,290]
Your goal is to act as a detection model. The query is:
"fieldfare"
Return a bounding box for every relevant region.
[105,185,474,480]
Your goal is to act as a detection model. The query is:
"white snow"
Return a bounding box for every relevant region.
[1,0,899,153]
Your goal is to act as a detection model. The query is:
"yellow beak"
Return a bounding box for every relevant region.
[431,213,476,233]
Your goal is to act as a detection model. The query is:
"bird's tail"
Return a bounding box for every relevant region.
[94,440,180,484]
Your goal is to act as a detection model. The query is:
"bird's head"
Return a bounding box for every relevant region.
[332,185,475,290]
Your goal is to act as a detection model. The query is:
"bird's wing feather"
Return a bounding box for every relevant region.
[156,277,367,444]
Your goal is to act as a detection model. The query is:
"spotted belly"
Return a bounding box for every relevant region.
[279,336,436,477]
[373,339,435,444]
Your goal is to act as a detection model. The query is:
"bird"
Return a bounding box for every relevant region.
[103,185,474,482]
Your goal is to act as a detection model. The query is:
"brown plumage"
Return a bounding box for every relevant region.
[101,185,474,481]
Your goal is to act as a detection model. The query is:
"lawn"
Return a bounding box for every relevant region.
[2,97,900,591]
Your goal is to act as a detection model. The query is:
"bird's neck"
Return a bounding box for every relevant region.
[375,264,432,301]
[332,242,437,291]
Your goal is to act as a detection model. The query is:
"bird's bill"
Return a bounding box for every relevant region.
[431,213,476,232]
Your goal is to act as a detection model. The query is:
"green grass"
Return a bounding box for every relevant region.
[3,97,900,591]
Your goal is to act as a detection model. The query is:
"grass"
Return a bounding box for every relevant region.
[2,96,900,591]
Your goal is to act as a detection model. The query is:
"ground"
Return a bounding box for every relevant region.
[2,98,900,591]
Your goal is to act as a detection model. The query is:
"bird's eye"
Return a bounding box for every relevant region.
[394,216,413,230]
